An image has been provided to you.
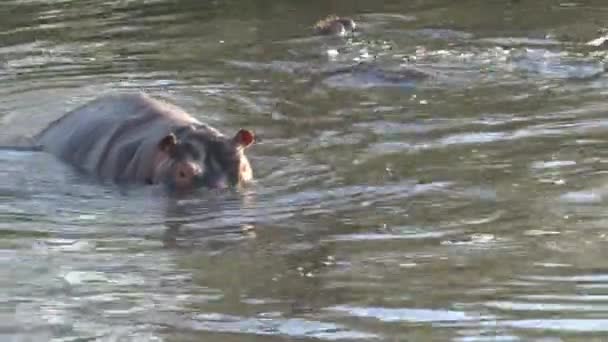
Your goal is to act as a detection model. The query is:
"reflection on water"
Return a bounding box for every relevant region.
[3,0,608,340]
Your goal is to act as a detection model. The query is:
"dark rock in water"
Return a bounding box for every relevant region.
[314,15,357,37]
[319,62,430,89]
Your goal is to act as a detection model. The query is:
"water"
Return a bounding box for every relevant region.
[3,0,608,340]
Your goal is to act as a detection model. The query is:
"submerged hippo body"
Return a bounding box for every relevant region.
[35,93,254,190]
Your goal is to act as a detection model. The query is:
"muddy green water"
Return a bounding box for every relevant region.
[4,0,608,340]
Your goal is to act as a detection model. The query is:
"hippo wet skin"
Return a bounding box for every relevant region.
[34,93,254,191]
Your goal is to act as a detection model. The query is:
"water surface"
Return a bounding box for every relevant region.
[3,0,608,340]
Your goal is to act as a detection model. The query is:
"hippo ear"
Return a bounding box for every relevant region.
[158,133,177,153]
[233,129,255,148]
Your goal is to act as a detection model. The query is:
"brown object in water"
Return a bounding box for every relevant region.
[314,15,357,36]
[35,93,254,191]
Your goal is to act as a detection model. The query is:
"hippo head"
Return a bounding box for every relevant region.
[336,18,356,34]
[152,126,254,191]
[314,16,357,36]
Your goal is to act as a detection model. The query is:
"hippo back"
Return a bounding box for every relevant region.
[36,93,213,183]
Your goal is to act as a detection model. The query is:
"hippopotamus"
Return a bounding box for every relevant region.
[314,15,357,36]
[32,93,254,191]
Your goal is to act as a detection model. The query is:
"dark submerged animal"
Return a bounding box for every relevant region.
[314,15,357,36]
[319,61,431,88]
[34,93,254,191]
